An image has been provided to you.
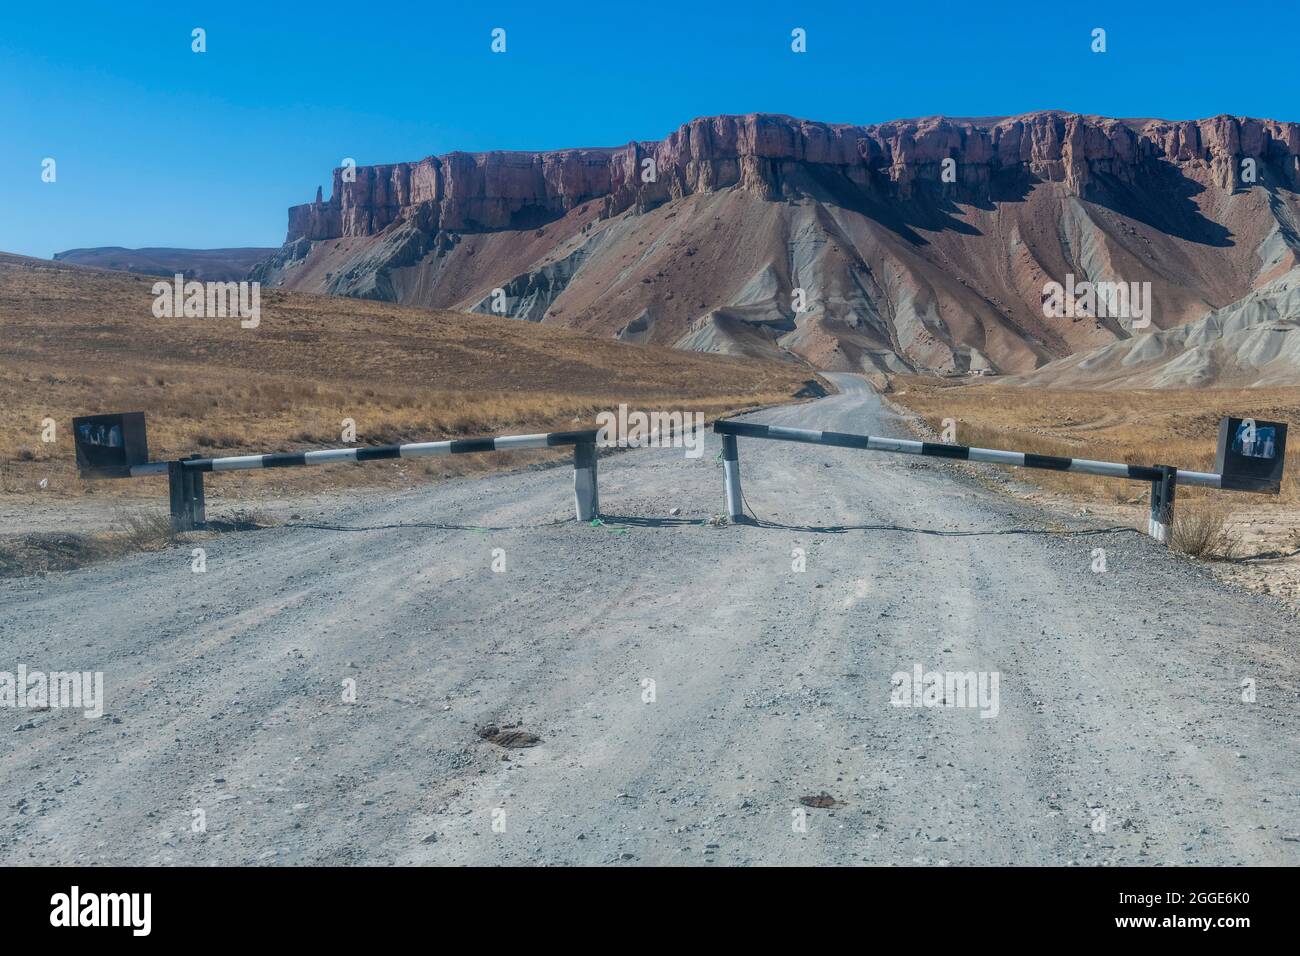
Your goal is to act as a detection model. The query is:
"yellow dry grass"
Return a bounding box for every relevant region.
[887,377,1300,583]
[887,375,1300,507]
[0,254,820,501]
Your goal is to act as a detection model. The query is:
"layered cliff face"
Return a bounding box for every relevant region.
[254,112,1300,376]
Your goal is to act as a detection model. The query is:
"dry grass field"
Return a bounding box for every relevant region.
[887,375,1300,505]
[0,253,821,505]
[888,375,1300,605]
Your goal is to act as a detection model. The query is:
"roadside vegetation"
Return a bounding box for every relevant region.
[888,375,1300,561]
[0,507,280,577]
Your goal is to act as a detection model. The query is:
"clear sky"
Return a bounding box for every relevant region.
[2,0,1296,258]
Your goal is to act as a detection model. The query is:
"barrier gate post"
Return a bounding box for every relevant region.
[186,455,206,528]
[573,441,599,521]
[1148,464,1177,545]
[168,462,193,532]
[721,433,746,524]
[167,458,207,532]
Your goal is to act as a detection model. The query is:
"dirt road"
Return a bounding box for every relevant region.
[3,374,1298,865]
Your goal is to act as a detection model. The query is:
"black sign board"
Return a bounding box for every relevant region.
[1215,417,1287,493]
[73,412,149,478]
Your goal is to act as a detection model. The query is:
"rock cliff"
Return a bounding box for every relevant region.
[282,113,1300,243]
[254,111,1300,378]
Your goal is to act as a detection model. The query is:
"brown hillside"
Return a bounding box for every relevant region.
[0,253,819,501]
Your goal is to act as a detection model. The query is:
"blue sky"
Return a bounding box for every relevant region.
[2,0,1296,258]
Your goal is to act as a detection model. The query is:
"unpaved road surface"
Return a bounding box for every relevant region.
[3,374,1298,866]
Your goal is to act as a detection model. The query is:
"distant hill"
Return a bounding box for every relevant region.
[53,246,276,282]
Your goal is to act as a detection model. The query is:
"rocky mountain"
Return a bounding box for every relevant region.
[252,112,1300,377]
[55,246,276,282]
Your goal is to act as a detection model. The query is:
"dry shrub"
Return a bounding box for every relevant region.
[0,537,36,576]
[112,510,176,551]
[0,533,110,576]
[1170,499,1241,560]
[195,431,241,448]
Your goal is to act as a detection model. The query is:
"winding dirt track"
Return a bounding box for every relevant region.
[3,374,1298,865]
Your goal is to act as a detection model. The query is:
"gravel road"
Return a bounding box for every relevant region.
[3,373,1298,866]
